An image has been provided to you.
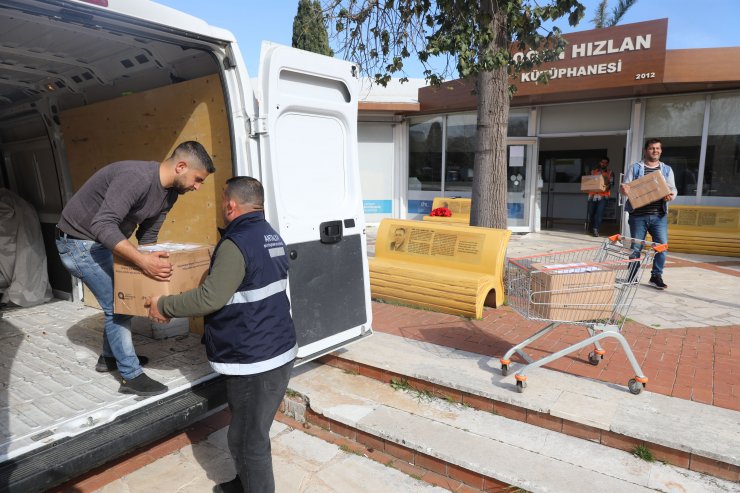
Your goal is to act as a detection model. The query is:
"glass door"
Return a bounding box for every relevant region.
[507,141,536,230]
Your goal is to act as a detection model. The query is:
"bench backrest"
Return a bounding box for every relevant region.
[431,197,471,220]
[375,219,511,275]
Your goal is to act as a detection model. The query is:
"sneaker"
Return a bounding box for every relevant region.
[648,275,668,290]
[592,229,599,237]
[119,373,168,396]
[95,354,149,372]
[213,476,242,493]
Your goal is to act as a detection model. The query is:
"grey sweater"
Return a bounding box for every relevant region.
[58,161,178,250]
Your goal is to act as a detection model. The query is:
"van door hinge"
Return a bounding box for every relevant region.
[249,116,267,137]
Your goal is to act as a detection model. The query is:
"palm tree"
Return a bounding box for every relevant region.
[592,0,638,28]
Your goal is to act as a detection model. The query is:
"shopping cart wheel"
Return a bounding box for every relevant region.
[588,352,602,366]
[501,364,509,376]
[516,380,526,393]
[628,378,644,395]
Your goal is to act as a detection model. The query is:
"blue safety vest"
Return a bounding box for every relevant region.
[204,211,297,375]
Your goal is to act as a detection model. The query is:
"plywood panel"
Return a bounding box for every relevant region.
[60,75,233,245]
[61,76,234,331]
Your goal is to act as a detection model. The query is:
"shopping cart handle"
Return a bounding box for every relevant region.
[608,234,668,252]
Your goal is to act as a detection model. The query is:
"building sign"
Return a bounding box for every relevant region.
[512,19,667,95]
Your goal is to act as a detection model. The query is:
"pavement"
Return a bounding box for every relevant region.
[11,229,738,492]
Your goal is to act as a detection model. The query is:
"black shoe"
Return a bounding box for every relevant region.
[118,373,168,396]
[213,476,242,493]
[648,275,668,290]
[95,354,149,372]
[592,229,599,237]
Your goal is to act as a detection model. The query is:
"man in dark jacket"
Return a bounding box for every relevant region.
[56,141,214,396]
[147,176,297,493]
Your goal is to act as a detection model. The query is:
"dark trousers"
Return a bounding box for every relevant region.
[225,360,294,493]
[588,198,608,231]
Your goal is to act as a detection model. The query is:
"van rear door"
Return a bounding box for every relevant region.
[255,44,372,362]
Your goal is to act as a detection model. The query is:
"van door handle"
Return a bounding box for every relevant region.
[319,220,343,244]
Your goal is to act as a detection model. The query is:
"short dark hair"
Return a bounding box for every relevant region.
[644,138,662,150]
[172,141,215,173]
[600,156,610,163]
[225,176,264,207]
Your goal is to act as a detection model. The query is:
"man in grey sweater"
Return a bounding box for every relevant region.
[55,141,215,396]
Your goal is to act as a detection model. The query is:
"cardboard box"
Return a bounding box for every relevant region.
[625,170,672,210]
[581,174,607,192]
[114,243,213,316]
[529,263,616,322]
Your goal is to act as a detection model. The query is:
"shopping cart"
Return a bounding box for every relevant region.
[501,235,668,395]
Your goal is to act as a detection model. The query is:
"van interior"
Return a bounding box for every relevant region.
[0,2,239,490]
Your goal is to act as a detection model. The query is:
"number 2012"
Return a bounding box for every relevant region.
[635,72,656,80]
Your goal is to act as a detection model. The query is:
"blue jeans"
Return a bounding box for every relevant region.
[628,213,668,277]
[55,237,141,380]
[226,360,294,493]
[588,198,608,231]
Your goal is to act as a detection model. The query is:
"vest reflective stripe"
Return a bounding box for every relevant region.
[226,279,288,306]
[210,343,298,376]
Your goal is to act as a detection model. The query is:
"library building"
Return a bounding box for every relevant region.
[357,18,740,256]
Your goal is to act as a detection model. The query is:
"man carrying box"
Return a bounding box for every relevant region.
[147,177,297,493]
[55,141,215,396]
[587,156,614,237]
[620,138,677,290]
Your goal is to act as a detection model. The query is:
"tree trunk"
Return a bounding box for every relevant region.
[470,3,511,230]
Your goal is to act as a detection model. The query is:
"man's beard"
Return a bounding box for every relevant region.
[174,176,191,194]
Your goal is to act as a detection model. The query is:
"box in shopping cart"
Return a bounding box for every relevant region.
[529,263,616,322]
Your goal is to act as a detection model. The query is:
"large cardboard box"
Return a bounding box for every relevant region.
[581,174,607,192]
[529,263,616,322]
[625,170,672,210]
[114,243,213,316]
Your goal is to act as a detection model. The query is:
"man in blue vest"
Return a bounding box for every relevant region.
[147,176,297,493]
[621,138,678,290]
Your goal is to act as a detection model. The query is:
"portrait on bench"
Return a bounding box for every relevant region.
[390,227,408,251]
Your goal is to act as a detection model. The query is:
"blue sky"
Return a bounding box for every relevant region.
[156,0,740,80]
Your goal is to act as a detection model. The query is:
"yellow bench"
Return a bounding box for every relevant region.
[422,197,471,224]
[666,206,740,257]
[370,219,511,318]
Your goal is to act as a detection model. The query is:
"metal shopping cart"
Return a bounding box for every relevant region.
[501,235,668,395]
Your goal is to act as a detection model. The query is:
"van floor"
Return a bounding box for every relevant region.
[0,300,215,462]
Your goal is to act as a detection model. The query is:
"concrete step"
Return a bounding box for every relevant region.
[287,361,738,493]
[317,332,739,482]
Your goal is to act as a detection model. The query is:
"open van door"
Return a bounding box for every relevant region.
[256,44,373,363]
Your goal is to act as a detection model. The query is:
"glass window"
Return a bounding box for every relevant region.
[444,114,476,192]
[540,101,631,134]
[644,95,705,197]
[508,109,529,137]
[408,117,443,191]
[705,93,740,197]
[507,144,529,224]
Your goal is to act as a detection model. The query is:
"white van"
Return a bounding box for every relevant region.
[0,1,372,491]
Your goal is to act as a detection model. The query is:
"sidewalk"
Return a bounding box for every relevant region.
[370,230,739,411]
[56,230,739,492]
